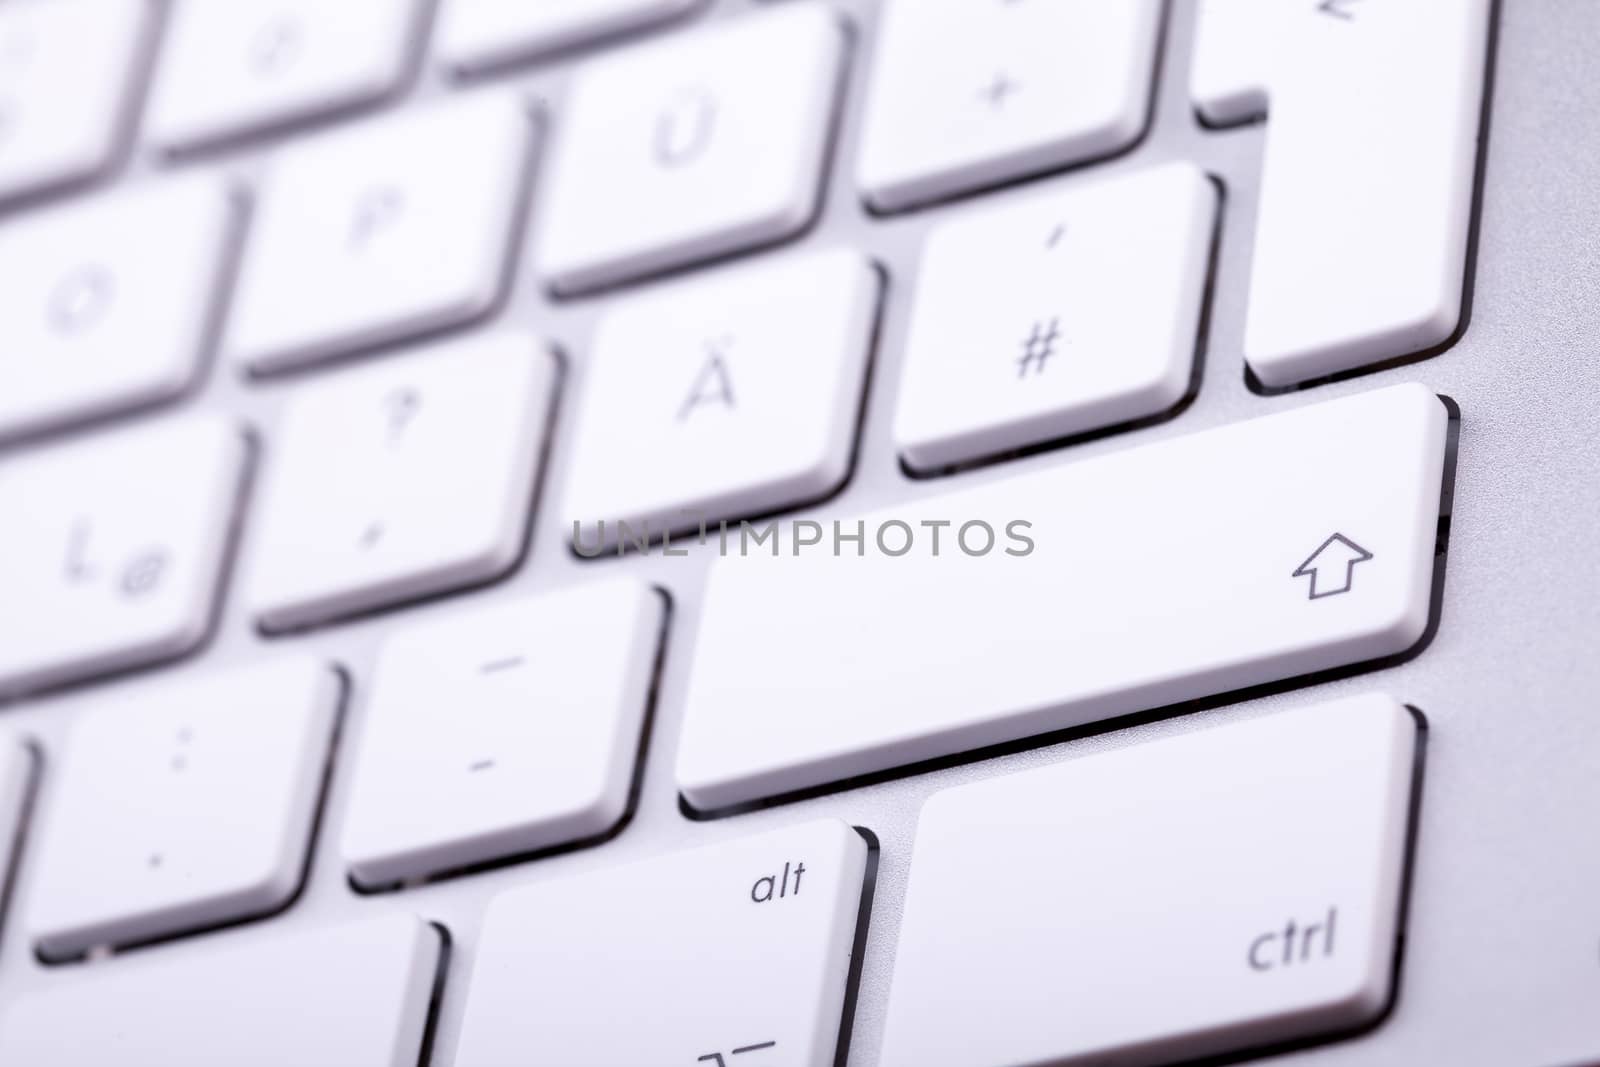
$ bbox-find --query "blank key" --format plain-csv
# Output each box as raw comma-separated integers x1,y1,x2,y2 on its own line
880,694,1422,1067
0,914,442,1067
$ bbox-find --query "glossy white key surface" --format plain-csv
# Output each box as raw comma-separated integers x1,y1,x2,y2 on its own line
858,0,1161,212
536,5,845,294
25,658,339,959
342,579,663,887
147,0,424,153
454,819,867,1067
894,162,1215,472
1199,0,1492,387
247,333,553,632
565,250,879,550
441,0,705,76
880,694,1421,1067
0,914,442,1067
0,737,32,915
1190,0,1269,126
0,177,236,442
226,93,531,374
677,384,1448,810
0,416,246,698
0,0,147,203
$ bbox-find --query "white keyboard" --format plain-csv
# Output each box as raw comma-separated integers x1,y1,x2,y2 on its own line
8,2,1593,1066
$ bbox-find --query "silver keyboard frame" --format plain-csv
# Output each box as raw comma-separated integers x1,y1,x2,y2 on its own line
2,2,1595,1065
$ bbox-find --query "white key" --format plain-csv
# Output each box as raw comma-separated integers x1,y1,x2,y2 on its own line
0,0,149,204
25,657,339,959
1190,0,1269,126
565,250,879,552
536,5,845,295
147,0,426,153
0,914,442,1067
455,819,867,1067
0,416,246,698
857,0,1162,213
880,694,1420,1067
677,383,1449,810
0,177,237,442
894,163,1215,472
1196,0,1492,387
0,737,32,914
440,0,706,77
342,579,664,888
226,94,531,375
247,332,553,632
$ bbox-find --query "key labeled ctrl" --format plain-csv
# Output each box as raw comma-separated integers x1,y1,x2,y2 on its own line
880,693,1425,1067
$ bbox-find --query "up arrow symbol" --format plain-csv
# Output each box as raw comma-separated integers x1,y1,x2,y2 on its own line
1293,533,1374,599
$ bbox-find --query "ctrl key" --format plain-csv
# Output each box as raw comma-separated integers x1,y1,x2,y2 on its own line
880,693,1423,1067
454,819,869,1067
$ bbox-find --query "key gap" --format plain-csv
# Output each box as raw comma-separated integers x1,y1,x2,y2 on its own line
832,826,881,1067
412,921,454,1067
0,742,45,951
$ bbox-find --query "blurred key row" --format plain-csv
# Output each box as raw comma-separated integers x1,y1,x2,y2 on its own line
0,380,1452,848
0,695,1425,1067
1,0,1166,207
0,0,1489,450
0,158,1223,695
8,579,664,964
0,0,1490,438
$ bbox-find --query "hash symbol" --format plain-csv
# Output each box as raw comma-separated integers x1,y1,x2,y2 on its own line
1016,318,1060,378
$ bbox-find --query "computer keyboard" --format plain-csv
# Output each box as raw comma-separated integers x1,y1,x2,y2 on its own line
2,1,1597,1066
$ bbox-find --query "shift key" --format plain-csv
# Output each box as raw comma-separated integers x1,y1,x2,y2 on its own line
677,383,1451,810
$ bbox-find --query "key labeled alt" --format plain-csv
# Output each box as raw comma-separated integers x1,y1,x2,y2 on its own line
750,860,806,904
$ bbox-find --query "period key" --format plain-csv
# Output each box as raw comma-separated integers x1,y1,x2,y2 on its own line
878,694,1422,1067
453,820,869,1067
